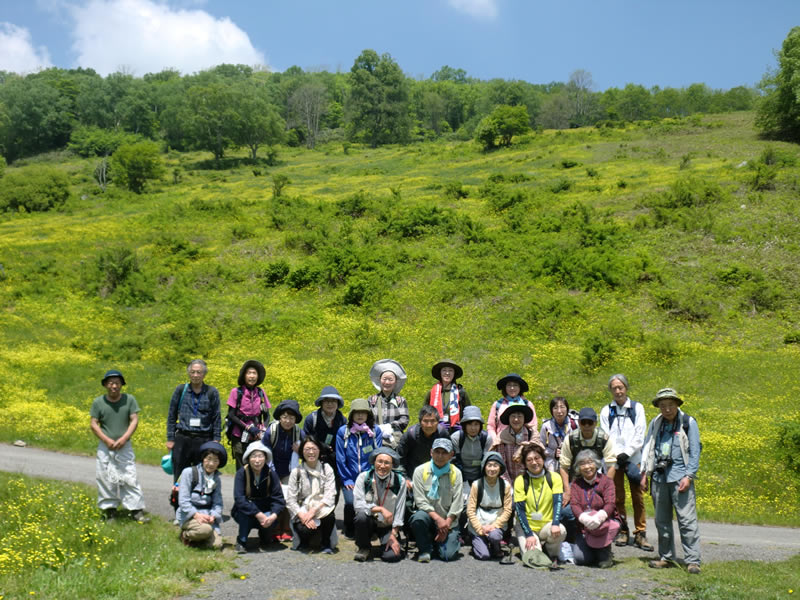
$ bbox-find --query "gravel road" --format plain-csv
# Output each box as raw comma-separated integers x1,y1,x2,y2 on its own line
2,443,798,600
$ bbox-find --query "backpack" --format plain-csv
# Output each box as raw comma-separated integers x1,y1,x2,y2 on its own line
363,467,404,496
421,463,458,487
607,400,638,430
169,464,200,509
475,476,507,508
268,421,301,446
521,470,554,496
567,429,609,478
225,387,269,440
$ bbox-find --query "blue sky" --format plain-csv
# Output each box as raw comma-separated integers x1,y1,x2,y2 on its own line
1,0,796,91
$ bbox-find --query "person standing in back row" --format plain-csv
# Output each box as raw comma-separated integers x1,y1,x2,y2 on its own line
599,374,653,552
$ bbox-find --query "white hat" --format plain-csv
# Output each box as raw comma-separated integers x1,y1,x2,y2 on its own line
369,359,407,393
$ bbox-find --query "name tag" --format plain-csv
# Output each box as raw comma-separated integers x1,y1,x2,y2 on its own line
531,512,543,521
325,434,333,445
189,418,201,427
660,442,671,456
363,445,373,454
471,459,482,466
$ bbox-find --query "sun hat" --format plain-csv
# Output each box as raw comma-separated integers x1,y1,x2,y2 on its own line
431,360,463,381
500,401,534,425
315,385,344,408
198,441,228,469
242,441,273,464
369,447,400,466
652,387,683,407
101,369,126,386
432,438,454,453
460,406,484,425
348,397,371,418
496,373,529,395
578,407,598,423
584,514,621,549
369,359,407,393
521,547,552,568
273,399,302,422
238,360,266,387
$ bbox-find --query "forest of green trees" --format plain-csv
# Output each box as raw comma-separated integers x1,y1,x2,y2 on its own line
0,48,759,164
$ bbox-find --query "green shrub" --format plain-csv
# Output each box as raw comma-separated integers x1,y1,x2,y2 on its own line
560,159,579,169
111,141,164,193
644,333,679,364
581,334,616,372
381,204,454,238
261,260,290,286
231,222,256,240
0,155,5,178
778,423,800,474
586,167,598,178
444,181,468,199
287,264,320,289
341,277,373,306
654,285,715,321
337,191,370,217
0,166,71,212
748,163,778,191
550,178,572,193
272,173,290,198
783,331,800,344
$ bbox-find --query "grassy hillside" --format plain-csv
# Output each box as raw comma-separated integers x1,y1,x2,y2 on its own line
1,111,798,526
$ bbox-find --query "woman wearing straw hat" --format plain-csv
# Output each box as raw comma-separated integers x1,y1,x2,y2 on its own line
367,359,409,449
424,359,471,433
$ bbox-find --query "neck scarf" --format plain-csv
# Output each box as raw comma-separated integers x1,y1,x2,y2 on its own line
350,423,374,437
427,460,451,500
429,383,461,427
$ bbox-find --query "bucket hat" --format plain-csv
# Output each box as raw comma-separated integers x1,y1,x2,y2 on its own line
369,447,400,466
348,397,372,418
315,385,344,408
460,405,484,425
273,399,302,422
238,360,266,387
431,360,463,381
101,369,126,386
198,441,228,469
242,441,273,464
500,401,534,425
652,387,683,407
496,373,529,395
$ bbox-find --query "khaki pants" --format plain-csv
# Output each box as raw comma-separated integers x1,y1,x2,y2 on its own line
614,463,647,533
181,518,223,549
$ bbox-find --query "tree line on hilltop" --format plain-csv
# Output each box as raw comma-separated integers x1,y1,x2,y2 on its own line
0,48,761,164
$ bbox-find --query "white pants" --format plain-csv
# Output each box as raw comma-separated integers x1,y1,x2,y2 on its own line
96,441,145,511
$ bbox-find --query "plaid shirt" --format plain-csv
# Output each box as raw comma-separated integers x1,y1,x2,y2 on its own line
367,393,409,432
166,383,221,441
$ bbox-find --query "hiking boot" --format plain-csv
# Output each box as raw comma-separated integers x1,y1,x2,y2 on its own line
687,563,701,575
353,548,370,562
180,531,192,547
614,529,629,546
130,510,150,523
633,531,654,551
104,508,118,522
648,559,673,569
416,552,431,563
598,558,614,569
235,542,248,554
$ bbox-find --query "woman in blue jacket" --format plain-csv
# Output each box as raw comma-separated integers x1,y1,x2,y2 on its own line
336,397,383,538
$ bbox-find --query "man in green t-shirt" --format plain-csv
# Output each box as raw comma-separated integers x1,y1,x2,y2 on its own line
90,369,149,522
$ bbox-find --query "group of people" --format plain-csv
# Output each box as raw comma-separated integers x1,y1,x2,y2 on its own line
89,358,703,573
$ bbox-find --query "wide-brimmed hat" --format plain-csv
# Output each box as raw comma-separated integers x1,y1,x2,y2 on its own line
500,401,533,425
584,514,621,549
101,369,126,386
481,451,506,476
198,441,228,469
652,387,683,407
242,441,273,464
460,405,484,425
315,385,344,408
238,360,266,387
369,447,400,466
578,407,598,423
369,359,407,393
496,373,529,395
431,360,463,381
348,397,371,418
273,399,302,422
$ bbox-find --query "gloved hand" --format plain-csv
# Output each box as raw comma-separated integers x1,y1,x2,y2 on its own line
595,509,608,524
578,513,592,527
247,425,260,437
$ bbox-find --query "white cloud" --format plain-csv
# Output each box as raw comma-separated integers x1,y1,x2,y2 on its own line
67,0,267,75
447,0,498,19
0,23,53,73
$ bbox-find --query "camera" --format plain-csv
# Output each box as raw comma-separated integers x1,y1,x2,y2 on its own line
654,457,673,473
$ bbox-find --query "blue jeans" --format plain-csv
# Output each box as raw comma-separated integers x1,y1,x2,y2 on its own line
409,510,461,560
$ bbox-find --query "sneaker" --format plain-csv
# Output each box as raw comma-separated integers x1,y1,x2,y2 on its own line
130,510,150,523
687,563,701,575
353,548,370,562
278,533,293,542
614,529,629,547
104,508,118,522
633,532,654,551
598,558,614,569
235,542,248,554
649,559,673,569
416,552,431,563
321,547,334,555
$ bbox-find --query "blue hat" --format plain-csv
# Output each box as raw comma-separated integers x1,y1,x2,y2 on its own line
198,441,228,469
460,405,484,425
101,369,126,386
578,407,598,423
315,385,344,408
273,399,302,422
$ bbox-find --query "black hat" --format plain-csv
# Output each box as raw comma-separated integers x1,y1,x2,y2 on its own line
500,401,534,425
273,399,302,422
238,360,266,387
101,369,126,386
198,441,228,469
431,360,463,381
496,373,529,395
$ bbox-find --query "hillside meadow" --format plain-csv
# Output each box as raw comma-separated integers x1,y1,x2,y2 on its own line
1,111,799,526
